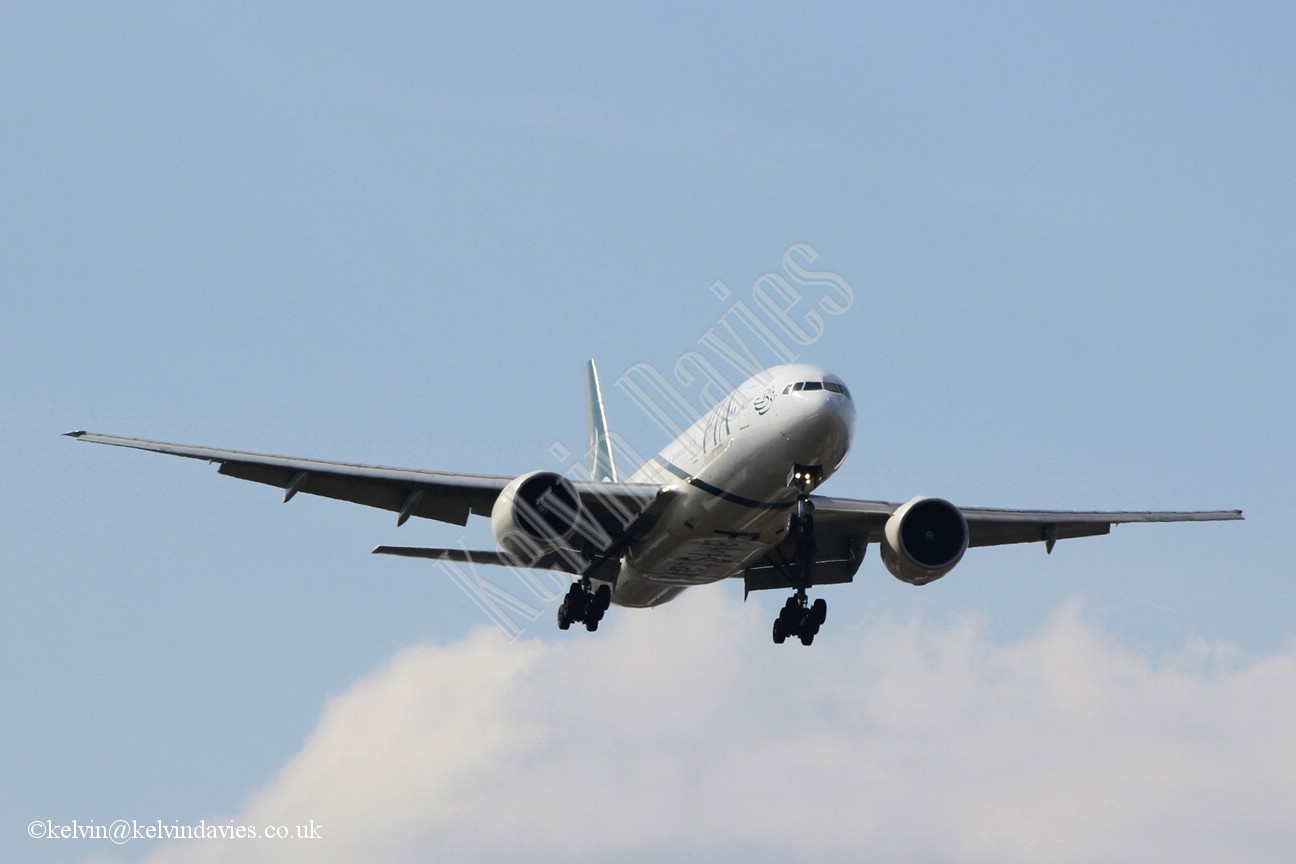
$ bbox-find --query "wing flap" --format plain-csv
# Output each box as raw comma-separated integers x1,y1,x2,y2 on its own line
217,461,476,525
65,431,503,526
738,530,869,593
965,519,1111,548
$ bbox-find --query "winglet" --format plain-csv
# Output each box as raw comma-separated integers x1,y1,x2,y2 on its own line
584,359,618,483
64,430,86,438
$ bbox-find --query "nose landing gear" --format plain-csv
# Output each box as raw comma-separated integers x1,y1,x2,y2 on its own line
771,466,828,645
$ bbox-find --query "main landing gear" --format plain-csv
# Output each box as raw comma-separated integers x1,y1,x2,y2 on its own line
773,594,827,646
773,467,828,646
557,579,611,632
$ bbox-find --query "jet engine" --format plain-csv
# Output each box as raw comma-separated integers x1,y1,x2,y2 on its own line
490,471,582,562
881,496,969,585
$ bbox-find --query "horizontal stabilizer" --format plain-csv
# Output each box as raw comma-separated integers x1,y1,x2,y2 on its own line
372,545,586,574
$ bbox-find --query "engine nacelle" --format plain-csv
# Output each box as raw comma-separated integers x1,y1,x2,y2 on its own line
490,471,582,563
881,496,969,585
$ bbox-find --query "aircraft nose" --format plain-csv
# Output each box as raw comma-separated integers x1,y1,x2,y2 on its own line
797,393,855,468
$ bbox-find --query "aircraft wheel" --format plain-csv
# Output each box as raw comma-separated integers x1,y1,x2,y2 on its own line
557,601,571,630
811,598,827,627
772,618,786,644
569,584,592,623
585,616,600,632
799,628,815,646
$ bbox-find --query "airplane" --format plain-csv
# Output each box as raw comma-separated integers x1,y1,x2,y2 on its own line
65,360,1242,645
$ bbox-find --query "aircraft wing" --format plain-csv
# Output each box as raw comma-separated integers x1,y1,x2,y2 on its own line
63,431,663,533
741,495,1242,593
809,495,1243,548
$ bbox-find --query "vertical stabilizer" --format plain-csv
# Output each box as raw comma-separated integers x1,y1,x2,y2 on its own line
584,359,618,483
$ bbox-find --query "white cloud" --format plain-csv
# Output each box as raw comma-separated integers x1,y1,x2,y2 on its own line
144,591,1296,864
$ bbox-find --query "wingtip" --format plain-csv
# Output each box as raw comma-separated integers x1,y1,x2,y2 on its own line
63,430,86,438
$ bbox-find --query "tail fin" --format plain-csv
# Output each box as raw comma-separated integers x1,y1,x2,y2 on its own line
584,359,618,483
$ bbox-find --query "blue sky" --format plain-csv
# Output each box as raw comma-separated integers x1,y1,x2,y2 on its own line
3,3,1293,862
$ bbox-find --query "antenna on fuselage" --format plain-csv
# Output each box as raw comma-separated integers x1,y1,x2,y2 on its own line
584,358,618,483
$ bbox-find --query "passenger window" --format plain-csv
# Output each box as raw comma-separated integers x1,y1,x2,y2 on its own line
803,381,823,391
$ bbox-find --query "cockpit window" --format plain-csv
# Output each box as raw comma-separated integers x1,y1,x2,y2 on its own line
784,379,852,398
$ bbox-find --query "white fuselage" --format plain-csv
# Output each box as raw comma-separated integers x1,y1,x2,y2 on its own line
606,364,856,607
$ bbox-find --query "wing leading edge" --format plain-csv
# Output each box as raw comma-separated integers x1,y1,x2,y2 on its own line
63,431,662,534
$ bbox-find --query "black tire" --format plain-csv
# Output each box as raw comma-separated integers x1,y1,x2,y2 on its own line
811,598,827,627
772,619,786,644
799,629,815,646
585,616,599,632
566,585,587,620
594,583,612,612
557,602,571,630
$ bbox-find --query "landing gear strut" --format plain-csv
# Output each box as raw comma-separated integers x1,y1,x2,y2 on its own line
557,579,611,632
772,467,828,645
